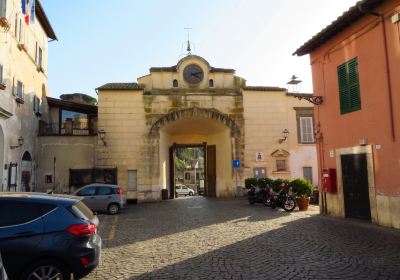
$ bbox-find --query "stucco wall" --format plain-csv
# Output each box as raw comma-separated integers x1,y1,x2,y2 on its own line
308,0,400,228
37,136,95,193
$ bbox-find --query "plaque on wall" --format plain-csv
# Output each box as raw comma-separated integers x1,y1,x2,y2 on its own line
255,152,265,162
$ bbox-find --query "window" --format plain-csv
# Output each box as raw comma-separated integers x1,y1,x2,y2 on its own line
77,187,96,196
127,170,137,192
303,167,313,184
45,174,52,183
16,80,24,100
173,79,178,88
253,167,267,178
0,201,56,227
300,117,314,143
338,57,361,114
0,64,3,82
209,79,214,87
0,0,6,17
33,95,41,115
276,160,286,171
98,187,113,196
61,110,89,134
38,47,43,69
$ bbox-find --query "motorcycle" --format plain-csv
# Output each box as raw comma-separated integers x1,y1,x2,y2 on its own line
247,184,269,206
269,183,296,212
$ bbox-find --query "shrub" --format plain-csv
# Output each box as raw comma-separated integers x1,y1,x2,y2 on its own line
271,178,290,192
289,178,313,198
245,178,258,188
258,177,273,188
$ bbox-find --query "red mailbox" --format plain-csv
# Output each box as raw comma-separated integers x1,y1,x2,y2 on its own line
322,168,337,193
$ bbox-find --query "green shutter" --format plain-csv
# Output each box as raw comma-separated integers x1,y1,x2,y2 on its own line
337,58,361,114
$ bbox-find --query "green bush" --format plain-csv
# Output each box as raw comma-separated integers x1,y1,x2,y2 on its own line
257,177,273,188
245,178,258,188
289,178,313,198
270,178,290,192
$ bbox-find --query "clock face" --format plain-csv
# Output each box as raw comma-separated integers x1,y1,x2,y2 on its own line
183,64,204,84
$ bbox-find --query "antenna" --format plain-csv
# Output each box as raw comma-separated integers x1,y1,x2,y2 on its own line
184,27,192,55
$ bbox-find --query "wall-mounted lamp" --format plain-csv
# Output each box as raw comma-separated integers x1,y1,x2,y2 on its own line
278,129,289,144
98,129,107,146
10,136,24,149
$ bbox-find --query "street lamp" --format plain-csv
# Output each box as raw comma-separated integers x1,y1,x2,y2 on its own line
278,129,289,144
98,129,107,146
287,75,302,93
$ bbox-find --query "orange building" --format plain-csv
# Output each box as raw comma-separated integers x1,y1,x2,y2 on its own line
294,0,400,228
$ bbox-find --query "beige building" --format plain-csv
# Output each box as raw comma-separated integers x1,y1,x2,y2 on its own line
0,0,56,192
96,55,318,202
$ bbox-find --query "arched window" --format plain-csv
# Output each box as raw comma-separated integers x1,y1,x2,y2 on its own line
209,79,214,87
173,79,178,88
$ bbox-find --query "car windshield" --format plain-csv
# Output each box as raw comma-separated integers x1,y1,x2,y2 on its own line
71,201,95,221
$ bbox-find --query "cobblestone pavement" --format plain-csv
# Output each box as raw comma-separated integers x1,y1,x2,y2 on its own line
85,196,400,280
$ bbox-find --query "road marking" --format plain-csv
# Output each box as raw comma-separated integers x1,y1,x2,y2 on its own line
107,215,118,241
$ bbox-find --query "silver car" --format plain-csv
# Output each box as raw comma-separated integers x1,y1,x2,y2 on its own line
73,184,126,214
175,184,195,196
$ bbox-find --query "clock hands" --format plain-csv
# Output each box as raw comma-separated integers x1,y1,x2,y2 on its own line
191,71,203,79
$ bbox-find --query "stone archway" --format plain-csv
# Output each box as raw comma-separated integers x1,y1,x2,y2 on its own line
147,107,243,200
21,151,33,192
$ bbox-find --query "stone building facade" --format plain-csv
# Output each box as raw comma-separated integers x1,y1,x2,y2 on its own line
96,55,318,202
0,0,56,192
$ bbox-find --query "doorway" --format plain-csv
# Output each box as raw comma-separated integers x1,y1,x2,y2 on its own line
169,143,216,199
341,153,371,220
21,151,33,192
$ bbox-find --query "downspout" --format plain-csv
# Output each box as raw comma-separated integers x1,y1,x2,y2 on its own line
359,5,396,141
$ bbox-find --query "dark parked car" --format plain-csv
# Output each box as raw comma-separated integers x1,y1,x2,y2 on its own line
0,193,101,280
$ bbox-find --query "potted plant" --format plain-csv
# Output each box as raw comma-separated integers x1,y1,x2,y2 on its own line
289,178,313,211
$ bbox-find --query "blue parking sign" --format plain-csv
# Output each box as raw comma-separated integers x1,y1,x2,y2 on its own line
232,160,240,168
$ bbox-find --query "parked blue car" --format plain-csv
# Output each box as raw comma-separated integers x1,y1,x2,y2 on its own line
0,193,101,280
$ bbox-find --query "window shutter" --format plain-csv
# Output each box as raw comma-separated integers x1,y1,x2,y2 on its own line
0,64,3,82
300,117,314,143
338,58,361,114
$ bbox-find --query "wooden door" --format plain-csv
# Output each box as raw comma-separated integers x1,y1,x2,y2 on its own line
341,154,371,220
169,146,176,199
206,145,216,197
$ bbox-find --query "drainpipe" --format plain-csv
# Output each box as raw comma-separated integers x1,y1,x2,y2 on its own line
359,5,396,141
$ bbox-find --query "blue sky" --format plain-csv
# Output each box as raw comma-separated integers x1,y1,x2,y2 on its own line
41,0,358,99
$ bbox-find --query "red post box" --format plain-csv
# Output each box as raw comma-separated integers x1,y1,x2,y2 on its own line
322,168,337,193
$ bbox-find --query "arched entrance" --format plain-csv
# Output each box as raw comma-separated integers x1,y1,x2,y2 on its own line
21,151,33,192
0,125,4,191
149,107,242,199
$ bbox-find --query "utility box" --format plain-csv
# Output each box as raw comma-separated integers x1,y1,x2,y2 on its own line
322,168,337,193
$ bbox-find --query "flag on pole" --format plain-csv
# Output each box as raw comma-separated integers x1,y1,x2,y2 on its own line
21,0,26,14
30,0,35,23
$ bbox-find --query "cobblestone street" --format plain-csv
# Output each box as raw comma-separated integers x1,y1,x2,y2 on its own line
85,197,400,280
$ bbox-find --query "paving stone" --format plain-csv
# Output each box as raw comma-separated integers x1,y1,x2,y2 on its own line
84,197,400,280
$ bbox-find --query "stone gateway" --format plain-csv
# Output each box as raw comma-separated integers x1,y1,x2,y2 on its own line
95,55,317,203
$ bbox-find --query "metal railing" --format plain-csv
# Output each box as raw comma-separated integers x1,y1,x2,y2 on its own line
39,120,96,136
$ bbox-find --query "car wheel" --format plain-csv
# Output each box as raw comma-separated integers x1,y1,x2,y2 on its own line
189,191,194,196
21,259,71,280
108,203,120,215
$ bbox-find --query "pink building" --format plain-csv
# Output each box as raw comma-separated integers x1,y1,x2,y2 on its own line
294,0,400,228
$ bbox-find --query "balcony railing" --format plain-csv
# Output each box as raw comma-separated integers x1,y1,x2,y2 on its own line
39,120,96,136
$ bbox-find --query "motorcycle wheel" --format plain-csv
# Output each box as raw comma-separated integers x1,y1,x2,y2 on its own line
270,199,277,209
283,197,296,212
248,197,256,205
264,197,272,207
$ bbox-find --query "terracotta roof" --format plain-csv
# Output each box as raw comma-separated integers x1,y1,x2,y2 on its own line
47,97,97,113
36,0,57,40
242,86,287,92
293,0,383,56
96,83,144,91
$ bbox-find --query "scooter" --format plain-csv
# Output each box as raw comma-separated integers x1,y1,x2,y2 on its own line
247,184,269,206
270,183,296,212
